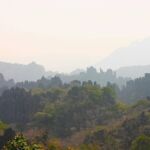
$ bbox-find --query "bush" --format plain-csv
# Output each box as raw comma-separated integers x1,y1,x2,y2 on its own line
3,134,42,150
131,135,150,150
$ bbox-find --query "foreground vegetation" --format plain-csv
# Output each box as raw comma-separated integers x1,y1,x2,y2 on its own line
0,75,150,149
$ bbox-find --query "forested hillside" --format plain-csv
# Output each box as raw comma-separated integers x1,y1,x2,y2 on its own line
56,67,129,87
0,73,14,95
0,61,130,87
1,0,150,149
0,77,150,149
119,73,150,103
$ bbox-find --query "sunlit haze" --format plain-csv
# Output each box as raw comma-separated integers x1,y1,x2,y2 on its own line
0,0,150,72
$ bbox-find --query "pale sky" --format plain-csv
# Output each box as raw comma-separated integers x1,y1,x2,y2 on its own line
0,0,150,72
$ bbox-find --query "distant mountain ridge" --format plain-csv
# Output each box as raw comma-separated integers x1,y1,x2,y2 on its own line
116,65,150,78
0,60,149,83
0,61,46,82
98,38,150,70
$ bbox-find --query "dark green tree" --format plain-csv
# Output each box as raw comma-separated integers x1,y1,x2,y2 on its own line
131,135,150,150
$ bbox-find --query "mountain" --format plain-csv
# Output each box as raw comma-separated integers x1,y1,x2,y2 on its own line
98,38,150,70
0,61,128,86
53,67,129,87
0,61,46,82
70,69,85,75
116,65,150,78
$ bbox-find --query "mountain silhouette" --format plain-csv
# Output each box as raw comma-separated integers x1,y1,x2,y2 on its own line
99,38,150,70
0,61,46,82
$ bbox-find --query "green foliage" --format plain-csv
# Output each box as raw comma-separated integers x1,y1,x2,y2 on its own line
78,144,101,150
17,76,62,90
33,84,117,137
3,134,41,150
132,99,150,108
115,102,129,112
102,86,116,103
31,88,45,95
0,88,42,125
47,139,63,150
104,135,120,150
84,109,150,150
0,128,16,149
0,121,8,132
131,135,150,150
3,79,150,150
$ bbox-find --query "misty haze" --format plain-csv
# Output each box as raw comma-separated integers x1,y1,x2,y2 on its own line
0,0,150,150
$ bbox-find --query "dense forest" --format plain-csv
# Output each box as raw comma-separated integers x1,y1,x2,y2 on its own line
55,67,129,87
119,73,150,103
15,67,129,89
0,72,150,149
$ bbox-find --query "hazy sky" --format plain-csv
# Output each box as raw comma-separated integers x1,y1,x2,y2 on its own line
0,0,150,72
